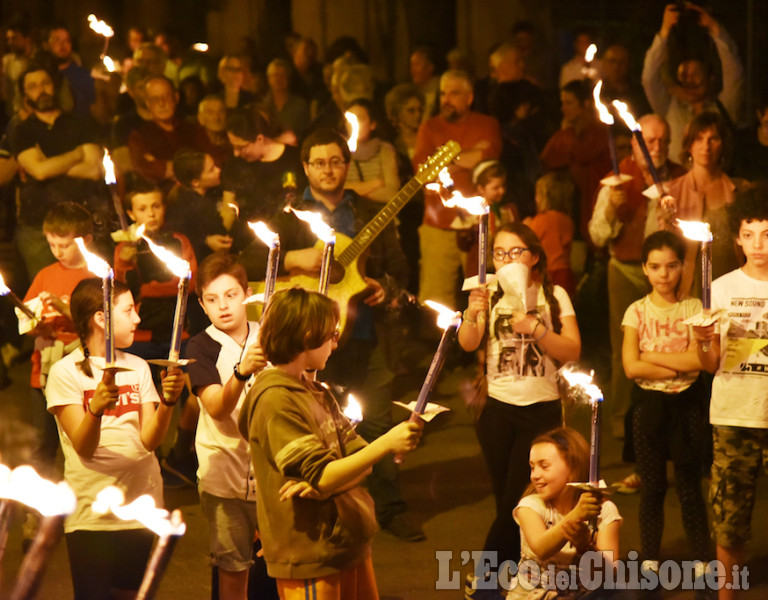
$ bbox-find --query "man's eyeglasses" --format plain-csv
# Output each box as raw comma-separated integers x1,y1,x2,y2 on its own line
492,247,530,261
307,158,348,170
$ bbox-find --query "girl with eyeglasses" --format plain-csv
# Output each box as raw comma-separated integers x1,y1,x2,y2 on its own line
239,287,423,600
458,222,582,593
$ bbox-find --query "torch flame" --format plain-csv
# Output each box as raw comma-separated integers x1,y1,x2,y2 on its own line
560,365,603,403
343,394,363,424
248,221,279,248
192,42,209,52
92,486,186,537
103,149,116,185
592,81,614,126
75,237,111,278
87,14,114,38
0,271,10,295
585,43,597,63
141,233,192,278
612,100,639,132
344,111,360,153
288,208,335,244
0,465,76,517
437,168,454,188
102,55,116,72
441,191,489,216
425,300,462,330
426,168,455,193
676,219,713,243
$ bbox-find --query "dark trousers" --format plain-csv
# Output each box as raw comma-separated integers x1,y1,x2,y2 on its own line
476,397,562,568
66,529,154,600
631,379,710,560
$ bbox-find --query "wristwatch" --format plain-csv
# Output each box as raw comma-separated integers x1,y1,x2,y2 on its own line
233,362,250,382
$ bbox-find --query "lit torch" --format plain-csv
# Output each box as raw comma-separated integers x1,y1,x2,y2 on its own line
92,486,186,600
593,81,625,185
344,111,360,153
559,365,604,486
140,229,193,367
288,208,335,295
396,301,461,463
612,100,664,196
442,192,490,285
0,271,37,320
104,149,130,233
677,219,714,350
343,393,363,428
248,221,281,313
3,466,76,600
87,14,114,59
75,238,116,368
582,43,598,79
425,167,455,202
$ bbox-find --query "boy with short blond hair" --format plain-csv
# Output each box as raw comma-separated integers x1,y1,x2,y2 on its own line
695,184,768,600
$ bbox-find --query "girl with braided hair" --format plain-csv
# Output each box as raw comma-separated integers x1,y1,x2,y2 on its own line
45,277,184,599
458,222,581,593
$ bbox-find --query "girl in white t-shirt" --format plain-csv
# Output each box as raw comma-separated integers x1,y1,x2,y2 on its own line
45,277,184,599
510,427,622,599
459,222,581,588
621,230,710,570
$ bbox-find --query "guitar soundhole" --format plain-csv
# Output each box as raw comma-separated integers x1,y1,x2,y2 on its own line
329,261,346,285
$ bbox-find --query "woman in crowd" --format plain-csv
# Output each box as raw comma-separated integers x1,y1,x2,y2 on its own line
668,111,746,294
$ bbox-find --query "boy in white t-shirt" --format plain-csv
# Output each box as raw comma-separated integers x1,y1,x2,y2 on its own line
694,185,768,600
184,253,272,599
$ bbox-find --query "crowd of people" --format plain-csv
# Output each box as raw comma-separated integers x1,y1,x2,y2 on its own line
0,3,767,599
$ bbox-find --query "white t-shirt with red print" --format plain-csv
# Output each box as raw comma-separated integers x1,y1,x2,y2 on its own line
46,349,163,533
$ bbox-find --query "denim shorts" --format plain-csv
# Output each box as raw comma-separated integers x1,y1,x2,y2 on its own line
199,490,258,572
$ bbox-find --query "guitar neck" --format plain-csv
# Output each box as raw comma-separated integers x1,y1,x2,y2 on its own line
336,139,460,268
337,176,424,267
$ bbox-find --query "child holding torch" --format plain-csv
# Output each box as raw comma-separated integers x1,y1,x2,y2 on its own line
458,222,581,592
45,277,184,599
239,287,422,599
621,230,710,573
509,427,621,597
693,186,768,600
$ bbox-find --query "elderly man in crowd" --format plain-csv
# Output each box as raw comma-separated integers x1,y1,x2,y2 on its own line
589,114,686,440
127,74,197,189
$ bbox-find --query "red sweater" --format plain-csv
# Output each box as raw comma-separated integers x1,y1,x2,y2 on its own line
412,112,501,229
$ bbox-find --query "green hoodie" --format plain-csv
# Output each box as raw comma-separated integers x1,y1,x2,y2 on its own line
239,366,377,579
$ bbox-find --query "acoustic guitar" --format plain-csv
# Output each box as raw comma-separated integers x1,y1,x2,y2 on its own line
248,140,461,338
